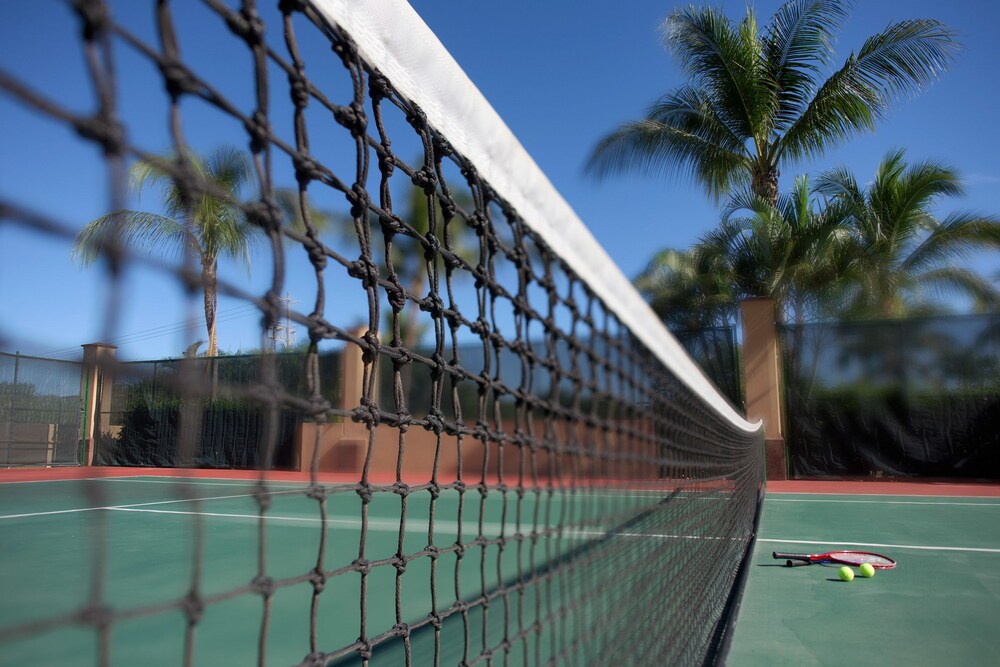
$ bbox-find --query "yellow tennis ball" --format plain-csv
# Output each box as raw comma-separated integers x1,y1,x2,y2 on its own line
859,563,876,578
839,566,855,582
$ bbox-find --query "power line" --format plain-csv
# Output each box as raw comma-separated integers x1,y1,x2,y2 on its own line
39,304,262,358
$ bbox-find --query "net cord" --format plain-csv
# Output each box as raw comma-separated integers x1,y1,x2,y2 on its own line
308,0,760,434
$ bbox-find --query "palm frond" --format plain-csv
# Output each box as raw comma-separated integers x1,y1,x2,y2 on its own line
892,156,965,216
720,186,773,222
661,5,770,143
814,164,861,200
779,19,958,162
902,210,1000,274
778,61,880,161
585,117,748,200
865,150,974,260
814,150,1000,315
71,210,192,265
736,9,776,142
646,86,748,154
783,174,813,230
206,145,253,193
853,19,960,100
129,155,176,209
767,0,851,71
633,246,737,329
766,0,852,130
912,267,1000,311
661,5,739,85
634,248,692,295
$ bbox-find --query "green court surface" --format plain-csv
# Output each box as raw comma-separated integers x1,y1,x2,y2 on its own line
0,474,712,666
727,492,1000,665
10,478,995,665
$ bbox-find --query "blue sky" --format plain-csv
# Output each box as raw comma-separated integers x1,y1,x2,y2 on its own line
410,0,1000,275
1,0,998,361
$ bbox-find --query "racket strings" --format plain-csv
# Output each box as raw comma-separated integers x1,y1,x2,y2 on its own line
837,551,896,567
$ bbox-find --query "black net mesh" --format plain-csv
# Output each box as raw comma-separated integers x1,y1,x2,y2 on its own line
0,2,763,665
781,314,1000,479
671,326,743,411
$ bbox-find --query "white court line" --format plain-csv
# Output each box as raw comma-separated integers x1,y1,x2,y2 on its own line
108,507,588,537
7,504,511,536
0,489,303,521
106,507,744,543
108,507,518,535
0,506,118,520
6,498,751,545
769,498,1000,507
0,483,687,522
758,538,1000,555
108,507,400,529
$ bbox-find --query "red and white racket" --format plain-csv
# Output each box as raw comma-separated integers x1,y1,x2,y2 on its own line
773,550,896,569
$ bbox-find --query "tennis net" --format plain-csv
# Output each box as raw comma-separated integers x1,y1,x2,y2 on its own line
0,1,764,665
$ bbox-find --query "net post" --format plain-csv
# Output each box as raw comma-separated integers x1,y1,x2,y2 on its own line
739,298,786,480
79,343,117,467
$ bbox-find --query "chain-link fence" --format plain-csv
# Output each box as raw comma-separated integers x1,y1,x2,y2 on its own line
781,314,1000,479
94,351,342,469
0,352,83,466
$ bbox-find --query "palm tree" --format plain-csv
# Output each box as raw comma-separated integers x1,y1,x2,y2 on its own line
701,175,854,323
634,246,737,330
586,0,958,205
635,246,747,404
815,149,1000,317
72,146,258,356
637,172,865,332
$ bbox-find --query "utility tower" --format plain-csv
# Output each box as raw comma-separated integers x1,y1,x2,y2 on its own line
267,293,299,350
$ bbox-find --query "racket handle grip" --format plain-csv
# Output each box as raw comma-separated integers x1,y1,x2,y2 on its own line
772,552,812,566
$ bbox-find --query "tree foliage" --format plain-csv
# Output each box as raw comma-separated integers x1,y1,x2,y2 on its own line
639,152,1000,326
73,146,259,356
588,0,958,204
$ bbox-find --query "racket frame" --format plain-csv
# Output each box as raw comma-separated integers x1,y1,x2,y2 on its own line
772,550,896,569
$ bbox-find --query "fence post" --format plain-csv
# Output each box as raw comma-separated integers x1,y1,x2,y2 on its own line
297,329,367,473
80,343,118,466
739,298,786,480
2,352,19,466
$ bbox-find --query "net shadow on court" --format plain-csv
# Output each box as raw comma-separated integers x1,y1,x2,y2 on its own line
2,475,759,666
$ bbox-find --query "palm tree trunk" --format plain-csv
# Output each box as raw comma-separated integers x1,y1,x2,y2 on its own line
202,256,219,357
201,255,219,400
751,165,780,207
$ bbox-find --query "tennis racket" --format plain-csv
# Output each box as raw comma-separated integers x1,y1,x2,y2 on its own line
773,550,896,569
